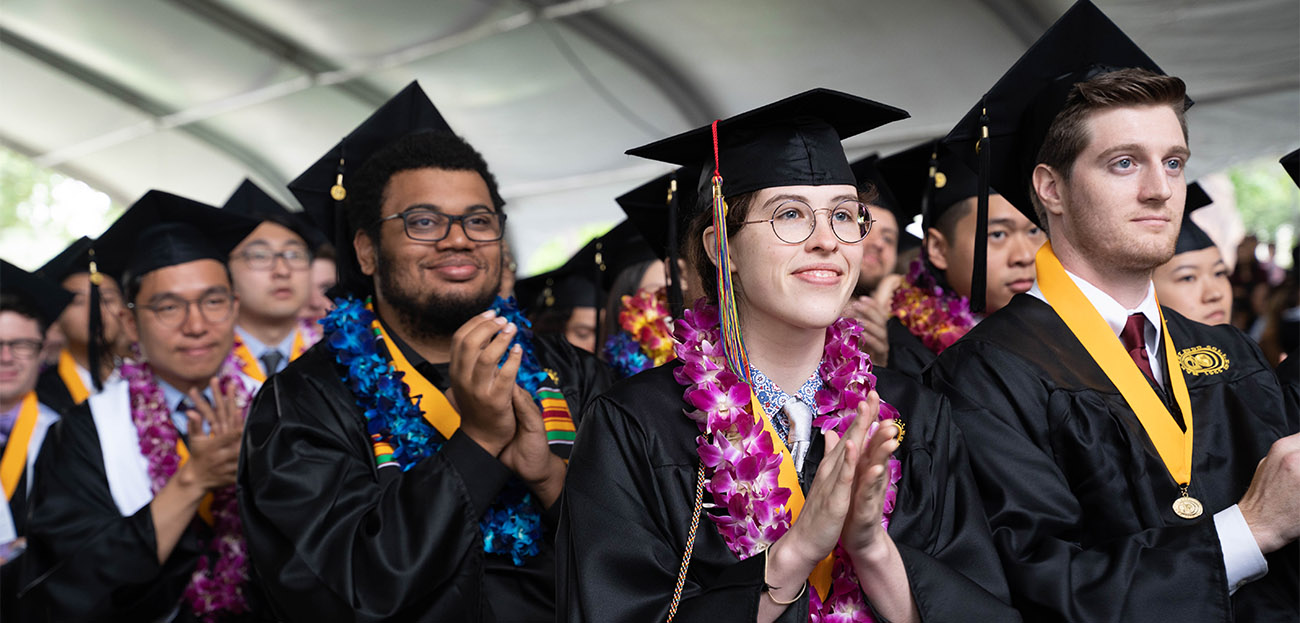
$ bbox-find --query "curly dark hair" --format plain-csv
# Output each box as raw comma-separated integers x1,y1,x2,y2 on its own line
338,129,507,294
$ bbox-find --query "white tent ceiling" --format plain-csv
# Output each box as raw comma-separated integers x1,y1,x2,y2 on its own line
2,0,1297,273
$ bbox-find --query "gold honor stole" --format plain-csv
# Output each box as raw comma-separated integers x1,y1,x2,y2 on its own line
232,330,307,383
57,350,91,404
748,393,834,601
1,392,41,500
1036,243,1198,516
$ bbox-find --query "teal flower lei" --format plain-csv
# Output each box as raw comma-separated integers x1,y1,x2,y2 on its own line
320,295,546,565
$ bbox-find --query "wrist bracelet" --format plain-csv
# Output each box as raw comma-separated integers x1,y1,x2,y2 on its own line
761,544,809,605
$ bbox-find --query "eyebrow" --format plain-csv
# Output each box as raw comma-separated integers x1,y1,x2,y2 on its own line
762,193,860,208
402,203,494,214
147,285,231,305
1095,143,1192,161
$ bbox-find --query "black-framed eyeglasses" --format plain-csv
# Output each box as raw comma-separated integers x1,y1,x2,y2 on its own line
0,339,42,360
231,248,312,271
127,292,235,328
377,209,507,242
742,200,875,244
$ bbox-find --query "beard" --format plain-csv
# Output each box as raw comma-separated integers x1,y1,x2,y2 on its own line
375,244,501,340
1064,191,1178,275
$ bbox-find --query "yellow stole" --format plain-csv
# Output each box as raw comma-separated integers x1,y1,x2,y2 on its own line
1,392,41,500
1035,242,1194,486
57,350,91,404
748,394,834,601
232,330,307,383
372,313,461,440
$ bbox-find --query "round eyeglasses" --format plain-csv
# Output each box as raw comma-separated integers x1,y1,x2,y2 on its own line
128,292,235,328
232,248,312,271
742,200,874,244
377,209,507,243
0,339,43,360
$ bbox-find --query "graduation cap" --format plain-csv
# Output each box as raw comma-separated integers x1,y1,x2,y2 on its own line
1282,148,1299,188
627,88,909,201
1174,182,1216,255
615,166,701,315
628,88,908,380
849,154,921,251
97,190,259,293
36,235,125,391
288,81,452,296
874,140,990,234
1,259,74,329
943,0,1187,311
221,179,318,247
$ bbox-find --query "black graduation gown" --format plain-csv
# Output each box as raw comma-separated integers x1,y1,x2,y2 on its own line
884,317,936,382
238,335,612,622
1,399,59,623
1276,354,1298,408
15,402,214,622
557,363,1020,622
927,294,1300,622
34,366,77,416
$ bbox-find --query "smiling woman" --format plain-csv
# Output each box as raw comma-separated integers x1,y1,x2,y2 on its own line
559,88,1020,623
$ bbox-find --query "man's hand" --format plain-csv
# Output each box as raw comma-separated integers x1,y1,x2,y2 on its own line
843,274,901,367
448,311,521,456
498,385,566,508
1238,432,1300,554
175,378,244,492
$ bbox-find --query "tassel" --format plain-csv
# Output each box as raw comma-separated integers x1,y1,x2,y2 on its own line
710,120,752,384
87,249,104,391
971,102,991,314
666,173,685,318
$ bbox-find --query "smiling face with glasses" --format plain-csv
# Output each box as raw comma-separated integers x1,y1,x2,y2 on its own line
709,184,871,332
125,259,239,391
354,168,508,338
0,308,46,409
229,221,314,329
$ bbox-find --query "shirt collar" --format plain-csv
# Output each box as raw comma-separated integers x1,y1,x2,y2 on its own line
1028,268,1162,350
155,377,214,436
235,325,297,360
749,365,823,420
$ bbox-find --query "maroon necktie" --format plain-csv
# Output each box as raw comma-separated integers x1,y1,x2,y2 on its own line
1120,313,1155,383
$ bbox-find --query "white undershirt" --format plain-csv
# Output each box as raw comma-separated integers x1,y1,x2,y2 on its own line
1028,269,1267,595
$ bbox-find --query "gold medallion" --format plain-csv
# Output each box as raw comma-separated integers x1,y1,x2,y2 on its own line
1172,495,1203,519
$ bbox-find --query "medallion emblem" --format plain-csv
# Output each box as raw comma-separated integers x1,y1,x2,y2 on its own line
1177,345,1228,376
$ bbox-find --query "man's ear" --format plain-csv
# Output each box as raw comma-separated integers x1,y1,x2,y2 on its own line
354,229,378,277
1032,163,1066,218
924,228,950,272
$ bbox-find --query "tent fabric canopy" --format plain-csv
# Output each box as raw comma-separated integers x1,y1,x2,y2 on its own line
2,0,1296,273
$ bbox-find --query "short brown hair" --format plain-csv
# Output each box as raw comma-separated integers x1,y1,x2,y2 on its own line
1030,68,1189,228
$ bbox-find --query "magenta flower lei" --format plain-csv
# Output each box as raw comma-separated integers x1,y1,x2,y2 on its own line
120,352,251,621
672,300,902,622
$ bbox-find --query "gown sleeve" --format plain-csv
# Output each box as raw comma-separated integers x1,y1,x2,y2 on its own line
18,405,202,621
872,369,1021,621
927,339,1233,622
237,356,514,621
557,390,807,623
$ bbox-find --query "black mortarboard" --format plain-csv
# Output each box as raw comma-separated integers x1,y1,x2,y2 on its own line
221,179,315,246
37,236,104,283
34,235,120,390
288,81,452,296
593,220,657,292
875,140,991,232
616,165,701,316
1,259,74,327
627,88,909,201
1282,149,1299,188
849,154,920,251
516,239,602,313
943,0,1187,311
97,190,259,288
1174,182,1216,255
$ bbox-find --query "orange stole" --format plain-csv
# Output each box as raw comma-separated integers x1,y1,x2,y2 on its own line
232,330,308,383
1,392,40,500
57,350,91,404
747,393,834,601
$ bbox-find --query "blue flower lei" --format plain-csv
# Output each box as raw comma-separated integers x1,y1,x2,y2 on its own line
601,331,652,378
320,295,546,565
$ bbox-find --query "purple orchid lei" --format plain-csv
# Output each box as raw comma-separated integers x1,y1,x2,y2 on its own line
120,352,250,621
672,299,902,622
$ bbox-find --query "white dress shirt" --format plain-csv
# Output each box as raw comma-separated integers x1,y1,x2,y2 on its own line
1028,269,1268,595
